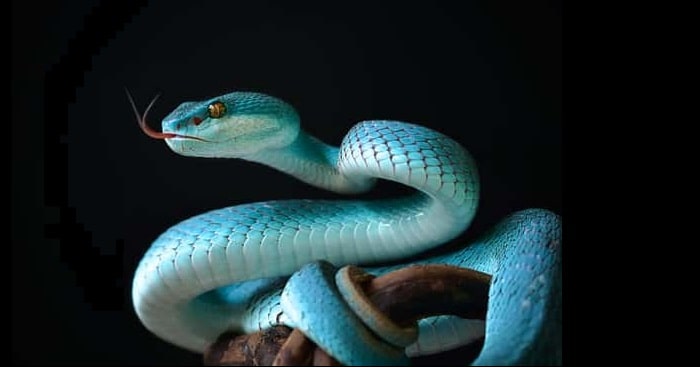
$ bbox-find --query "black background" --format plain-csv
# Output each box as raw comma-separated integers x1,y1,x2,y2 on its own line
12,0,561,365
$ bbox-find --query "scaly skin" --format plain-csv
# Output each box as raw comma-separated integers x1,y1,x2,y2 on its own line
130,91,562,365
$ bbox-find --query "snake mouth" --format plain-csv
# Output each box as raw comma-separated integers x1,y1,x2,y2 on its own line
126,89,210,143
162,133,209,142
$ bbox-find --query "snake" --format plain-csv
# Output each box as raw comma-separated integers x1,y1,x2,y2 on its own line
129,91,562,365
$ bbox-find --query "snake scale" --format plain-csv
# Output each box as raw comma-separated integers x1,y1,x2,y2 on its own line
129,91,562,365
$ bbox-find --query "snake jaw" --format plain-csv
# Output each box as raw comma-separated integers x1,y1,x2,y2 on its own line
163,135,209,142
126,89,209,142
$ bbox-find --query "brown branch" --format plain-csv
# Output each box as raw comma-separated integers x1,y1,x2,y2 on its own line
204,264,490,366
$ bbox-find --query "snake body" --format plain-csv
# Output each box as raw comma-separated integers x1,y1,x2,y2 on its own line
131,92,562,365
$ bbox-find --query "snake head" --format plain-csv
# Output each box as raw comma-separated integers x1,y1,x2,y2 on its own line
129,91,301,158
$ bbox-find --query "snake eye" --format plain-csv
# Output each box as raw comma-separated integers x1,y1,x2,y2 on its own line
208,101,227,119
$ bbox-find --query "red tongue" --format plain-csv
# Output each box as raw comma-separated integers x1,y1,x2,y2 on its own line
125,89,177,139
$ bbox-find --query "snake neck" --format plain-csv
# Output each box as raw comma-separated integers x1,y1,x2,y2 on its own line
244,130,375,194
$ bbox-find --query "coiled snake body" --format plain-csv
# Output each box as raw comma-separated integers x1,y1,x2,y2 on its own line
130,92,562,365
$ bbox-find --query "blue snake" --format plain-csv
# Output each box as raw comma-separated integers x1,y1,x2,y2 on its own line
130,91,562,365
